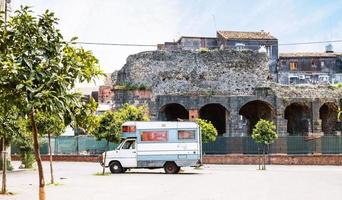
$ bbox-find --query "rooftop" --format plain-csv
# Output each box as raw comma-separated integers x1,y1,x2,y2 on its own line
279,52,342,58
217,30,277,40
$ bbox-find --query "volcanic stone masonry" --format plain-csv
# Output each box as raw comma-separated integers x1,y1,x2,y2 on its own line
111,49,342,137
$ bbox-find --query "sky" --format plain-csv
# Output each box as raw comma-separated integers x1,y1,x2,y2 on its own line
9,0,342,90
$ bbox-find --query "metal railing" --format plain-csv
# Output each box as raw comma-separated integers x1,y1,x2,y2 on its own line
202,136,342,155
11,136,119,156
11,135,342,156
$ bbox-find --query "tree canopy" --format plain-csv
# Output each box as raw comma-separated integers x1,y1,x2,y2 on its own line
252,119,277,145
196,118,218,143
92,104,149,143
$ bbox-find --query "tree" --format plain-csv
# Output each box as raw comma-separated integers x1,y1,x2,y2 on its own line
0,105,19,194
0,90,23,194
251,119,277,170
35,111,66,184
0,7,102,199
196,118,218,143
92,104,149,174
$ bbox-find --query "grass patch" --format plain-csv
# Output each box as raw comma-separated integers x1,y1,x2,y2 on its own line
0,191,17,195
93,172,111,176
47,182,63,186
194,166,204,170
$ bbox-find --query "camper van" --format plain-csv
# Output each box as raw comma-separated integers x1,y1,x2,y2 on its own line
100,121,202,174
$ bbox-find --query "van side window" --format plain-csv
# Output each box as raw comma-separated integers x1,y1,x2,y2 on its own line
121,140,135,149
141,131,168,142
178,130,196,140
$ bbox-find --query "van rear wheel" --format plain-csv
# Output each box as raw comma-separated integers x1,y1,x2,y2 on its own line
164,162,180,174
109,161,123,174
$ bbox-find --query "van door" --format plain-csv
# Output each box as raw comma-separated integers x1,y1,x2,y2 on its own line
119,139,137,168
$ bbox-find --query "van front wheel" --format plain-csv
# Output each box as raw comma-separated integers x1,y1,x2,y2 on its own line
164,162,180,174
109,161,123,174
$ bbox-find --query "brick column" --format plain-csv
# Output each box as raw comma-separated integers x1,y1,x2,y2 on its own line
310,100,323,136
309,100,323,154
188,109,199,121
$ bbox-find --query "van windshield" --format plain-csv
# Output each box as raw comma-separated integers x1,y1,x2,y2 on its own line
116,140,125,150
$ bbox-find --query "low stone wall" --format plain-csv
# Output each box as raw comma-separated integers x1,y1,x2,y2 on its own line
203,154,342,165
11,155,100,163
11,154,342,165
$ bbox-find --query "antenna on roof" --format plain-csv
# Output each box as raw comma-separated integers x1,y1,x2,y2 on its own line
212,14,217,33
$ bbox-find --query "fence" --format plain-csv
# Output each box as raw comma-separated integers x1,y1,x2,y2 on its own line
203,136,342,155
11,136,119,156
11,135,342,156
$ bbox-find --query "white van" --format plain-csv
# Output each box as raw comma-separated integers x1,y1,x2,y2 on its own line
100,121,202,174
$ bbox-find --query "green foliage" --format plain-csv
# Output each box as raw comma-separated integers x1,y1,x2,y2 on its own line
20,152,35,169
0,6,103,122
70,97,99,135
328,83,342,90
92,104,149,143
252,119,278,145
198,48,209,53
115,82,148,90
35,111,66,137
13,118,35,168
196,118,218,143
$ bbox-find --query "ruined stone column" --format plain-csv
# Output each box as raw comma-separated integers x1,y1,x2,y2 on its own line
188,109,199,121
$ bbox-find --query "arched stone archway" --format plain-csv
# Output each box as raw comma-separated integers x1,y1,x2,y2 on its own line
239,100,275,135
199,104,228,135
159,103,189,121
320,102,338,135
285,103,310,135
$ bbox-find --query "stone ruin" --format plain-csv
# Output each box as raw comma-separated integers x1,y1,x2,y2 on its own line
111,49,342,138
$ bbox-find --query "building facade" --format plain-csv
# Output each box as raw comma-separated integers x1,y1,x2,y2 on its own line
277,50,342,85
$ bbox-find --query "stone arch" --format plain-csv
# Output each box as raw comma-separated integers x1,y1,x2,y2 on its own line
319,102,338,135
159,103,189,121
199,103,228,135
284,103,310,135
239,100,275,135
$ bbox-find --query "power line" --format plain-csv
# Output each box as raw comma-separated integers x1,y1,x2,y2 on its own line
279,39,342,46
76,41,156,47
75,39,342,47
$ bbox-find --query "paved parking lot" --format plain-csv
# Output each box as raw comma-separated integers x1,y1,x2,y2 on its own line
2,161,342,200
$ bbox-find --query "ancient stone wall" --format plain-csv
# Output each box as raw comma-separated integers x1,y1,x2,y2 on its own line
116,50,269,96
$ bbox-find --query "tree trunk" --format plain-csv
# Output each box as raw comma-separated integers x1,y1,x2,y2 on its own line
30,109,46,200
102,141,109,175
48,132,54,184
1,138,7,194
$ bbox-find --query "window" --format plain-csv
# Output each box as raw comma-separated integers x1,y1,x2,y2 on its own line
321,61,325,67
122,126,136,132
141,131,168,142
178,130,196,140
121,140,135,149
290,62,298,71
311,59,317,68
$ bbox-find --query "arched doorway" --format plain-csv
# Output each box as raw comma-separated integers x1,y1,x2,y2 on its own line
199,104,228,135
159,103,189,121
285,103,310,135
239,100,275,135
320,102,338,135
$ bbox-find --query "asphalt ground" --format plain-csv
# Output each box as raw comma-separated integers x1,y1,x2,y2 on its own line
1,161,342,200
